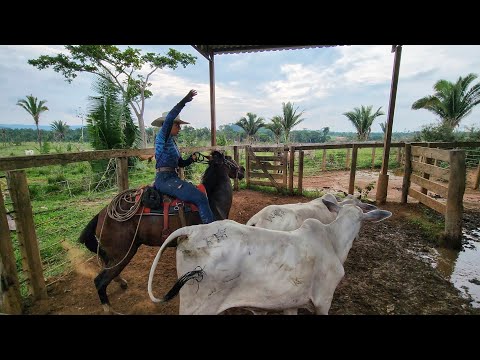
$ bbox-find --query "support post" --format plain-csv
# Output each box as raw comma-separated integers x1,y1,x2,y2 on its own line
377,45,403,204
209,50,217,146
349,144,358,195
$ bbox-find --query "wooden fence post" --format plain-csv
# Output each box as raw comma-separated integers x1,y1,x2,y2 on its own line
298,150,304,195
289,146,295,195
474,163,480,190
233,146,239,191
401,144,412,204
116,157,129,191
349,144,358,195
322,149,327,171
6,170,47,300
0,183,22,314
283,148,288,190
345,148,351,169
371,147,376,170
396,147,402,165
444,149,466,249
245,146,250,188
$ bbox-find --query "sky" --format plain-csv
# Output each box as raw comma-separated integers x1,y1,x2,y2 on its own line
1,45,479,133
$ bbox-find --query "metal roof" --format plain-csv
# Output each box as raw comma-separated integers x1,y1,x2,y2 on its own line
191,45,341,60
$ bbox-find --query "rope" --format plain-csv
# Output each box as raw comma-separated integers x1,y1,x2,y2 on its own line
106,188,143,222
96,187,145,270
96,206,145,270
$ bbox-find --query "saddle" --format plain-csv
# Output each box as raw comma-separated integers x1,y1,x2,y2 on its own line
137,184,207,215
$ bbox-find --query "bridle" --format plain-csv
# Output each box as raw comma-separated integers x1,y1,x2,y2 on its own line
193,151,242,178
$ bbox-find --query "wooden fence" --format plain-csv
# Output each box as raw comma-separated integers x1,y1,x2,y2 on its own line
0,140,479,313
401,145,466,249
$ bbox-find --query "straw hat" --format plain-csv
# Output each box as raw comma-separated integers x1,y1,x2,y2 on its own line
151,112,190,127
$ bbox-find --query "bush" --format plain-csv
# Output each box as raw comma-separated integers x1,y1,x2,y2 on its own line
413,123,456,142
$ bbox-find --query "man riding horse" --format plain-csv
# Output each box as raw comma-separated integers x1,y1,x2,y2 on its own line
151,89,215,224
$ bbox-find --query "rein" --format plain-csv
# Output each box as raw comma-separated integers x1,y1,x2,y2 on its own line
193,151,241,176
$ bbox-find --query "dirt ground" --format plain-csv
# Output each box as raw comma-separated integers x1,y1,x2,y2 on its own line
25,170,480,315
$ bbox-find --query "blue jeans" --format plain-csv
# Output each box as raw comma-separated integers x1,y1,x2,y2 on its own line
154,172,215,224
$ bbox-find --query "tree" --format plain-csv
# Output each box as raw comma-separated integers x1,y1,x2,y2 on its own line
28,45,196,148
342,105,384,141
411,73,480,130
279,102,305,143
86,74,139,151
265,116,284,144
380,121,387,134
413,123,456,142
1,128,6,146
50,120,70,141
235,112,265,144
16,94,49,147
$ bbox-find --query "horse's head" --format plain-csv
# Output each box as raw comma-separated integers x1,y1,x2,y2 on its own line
209,150,245,180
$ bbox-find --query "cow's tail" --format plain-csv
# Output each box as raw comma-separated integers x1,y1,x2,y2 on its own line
148,226,195,303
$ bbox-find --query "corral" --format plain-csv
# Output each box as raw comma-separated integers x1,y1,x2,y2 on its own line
24,187,480,315
2,142,480,314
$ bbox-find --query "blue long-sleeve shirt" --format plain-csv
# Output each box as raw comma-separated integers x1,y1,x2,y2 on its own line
154,103,193,169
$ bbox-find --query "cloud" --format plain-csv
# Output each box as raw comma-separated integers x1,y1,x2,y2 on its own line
1,45,480,133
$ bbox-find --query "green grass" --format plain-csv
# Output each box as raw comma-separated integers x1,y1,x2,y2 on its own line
299,148,401,176
0,141,92,157
406,206,445,245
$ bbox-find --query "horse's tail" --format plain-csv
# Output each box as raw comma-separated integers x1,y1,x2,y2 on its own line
79,213,99,254
148,226,194,304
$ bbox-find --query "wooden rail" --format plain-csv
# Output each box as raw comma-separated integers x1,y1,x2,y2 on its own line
402,145,466,249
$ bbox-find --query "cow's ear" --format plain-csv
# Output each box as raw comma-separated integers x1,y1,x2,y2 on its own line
322,199,341,214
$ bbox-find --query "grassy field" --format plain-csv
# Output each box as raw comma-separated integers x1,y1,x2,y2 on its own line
0,141,92,157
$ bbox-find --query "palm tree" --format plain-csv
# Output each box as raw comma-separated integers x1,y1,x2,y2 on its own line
86,73,139,188
411,73,480,130
264,116,284,144
50,120,70,141
16,94,49,147
279,102,305,143
380,121,387,134
343,105,384,141
235,112,265,144
86,73,139,151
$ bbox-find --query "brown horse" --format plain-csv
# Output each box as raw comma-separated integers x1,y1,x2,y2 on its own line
79,150,245,313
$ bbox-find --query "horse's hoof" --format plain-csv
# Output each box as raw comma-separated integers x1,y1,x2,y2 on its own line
114,277,128,289
102,304,124,315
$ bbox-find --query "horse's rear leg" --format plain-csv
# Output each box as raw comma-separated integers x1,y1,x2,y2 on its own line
94,247,139,314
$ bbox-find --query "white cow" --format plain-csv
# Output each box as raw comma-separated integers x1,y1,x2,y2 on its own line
24,150,34,156
148,200,391,315
246,193,378,231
